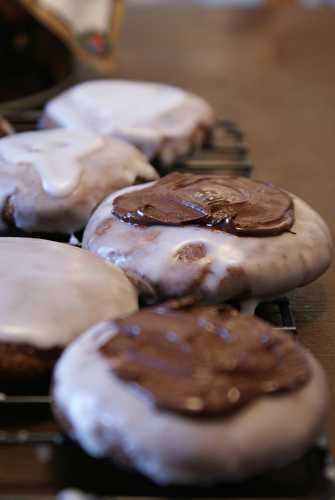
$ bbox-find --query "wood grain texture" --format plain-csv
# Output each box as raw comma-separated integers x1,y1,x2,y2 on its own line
116,3,335,449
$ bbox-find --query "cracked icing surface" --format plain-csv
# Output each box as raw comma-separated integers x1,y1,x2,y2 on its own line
0,130,157,234
43,80,215,164
53,319,328,484
0,238,138,349
83,182,332,304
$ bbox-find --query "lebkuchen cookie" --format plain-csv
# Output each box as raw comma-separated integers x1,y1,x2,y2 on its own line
0,238,138,389
83,173,332,307
52,300,329,485
0,129,157,237
41,80,215,166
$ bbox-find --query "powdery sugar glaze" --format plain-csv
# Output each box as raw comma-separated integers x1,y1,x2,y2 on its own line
0,129,103,198
71,80,187,133
0,130,157,234
44,80,215,162
0,238,138,349
83,182,332,304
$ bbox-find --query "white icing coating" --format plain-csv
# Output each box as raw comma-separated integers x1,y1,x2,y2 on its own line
44,80,215,163
0,133,157,234
73,80,185,132
46,80,188,132
0,130,103,198
0,238,138,349
83,183,332,303
53,322,328,484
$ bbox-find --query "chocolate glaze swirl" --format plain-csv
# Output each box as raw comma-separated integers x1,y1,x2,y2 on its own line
113,173,294,236
99,300,310,417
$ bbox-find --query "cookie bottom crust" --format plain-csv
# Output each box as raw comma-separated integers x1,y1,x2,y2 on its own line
0,341,61,393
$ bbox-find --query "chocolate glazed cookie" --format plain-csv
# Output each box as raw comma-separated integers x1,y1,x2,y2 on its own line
52,300,329,485
83,173,332,306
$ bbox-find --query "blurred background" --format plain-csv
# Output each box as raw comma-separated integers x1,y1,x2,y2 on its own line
1,0,335,113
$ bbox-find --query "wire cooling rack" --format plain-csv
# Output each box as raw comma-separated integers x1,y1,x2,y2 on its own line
0,113,333,499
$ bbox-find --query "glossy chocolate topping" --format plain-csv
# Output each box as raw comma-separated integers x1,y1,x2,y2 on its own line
99,300,310,417
113,173,294,236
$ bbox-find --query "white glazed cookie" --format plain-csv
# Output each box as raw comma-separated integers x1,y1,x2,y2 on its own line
52,304,329,485
0,238,138,385
82,180,332,306
0,129,157,235
42,80,215,166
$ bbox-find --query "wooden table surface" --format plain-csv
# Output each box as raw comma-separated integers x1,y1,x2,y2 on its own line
117,3,335,449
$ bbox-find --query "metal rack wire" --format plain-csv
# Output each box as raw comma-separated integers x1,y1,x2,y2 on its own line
0,113,333,499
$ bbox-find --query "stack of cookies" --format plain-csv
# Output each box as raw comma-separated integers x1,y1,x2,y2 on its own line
0,79,332,486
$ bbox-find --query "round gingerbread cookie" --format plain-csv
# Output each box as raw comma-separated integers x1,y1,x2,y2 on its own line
82,173,332,306
0,129,157,237
52,301,329,485
0,238,138,389
41,80,215,166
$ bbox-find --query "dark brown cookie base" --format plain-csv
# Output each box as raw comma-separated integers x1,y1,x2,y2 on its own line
0,195,72,242
0,342,62,394
0,227,83,244
153,124,213,174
